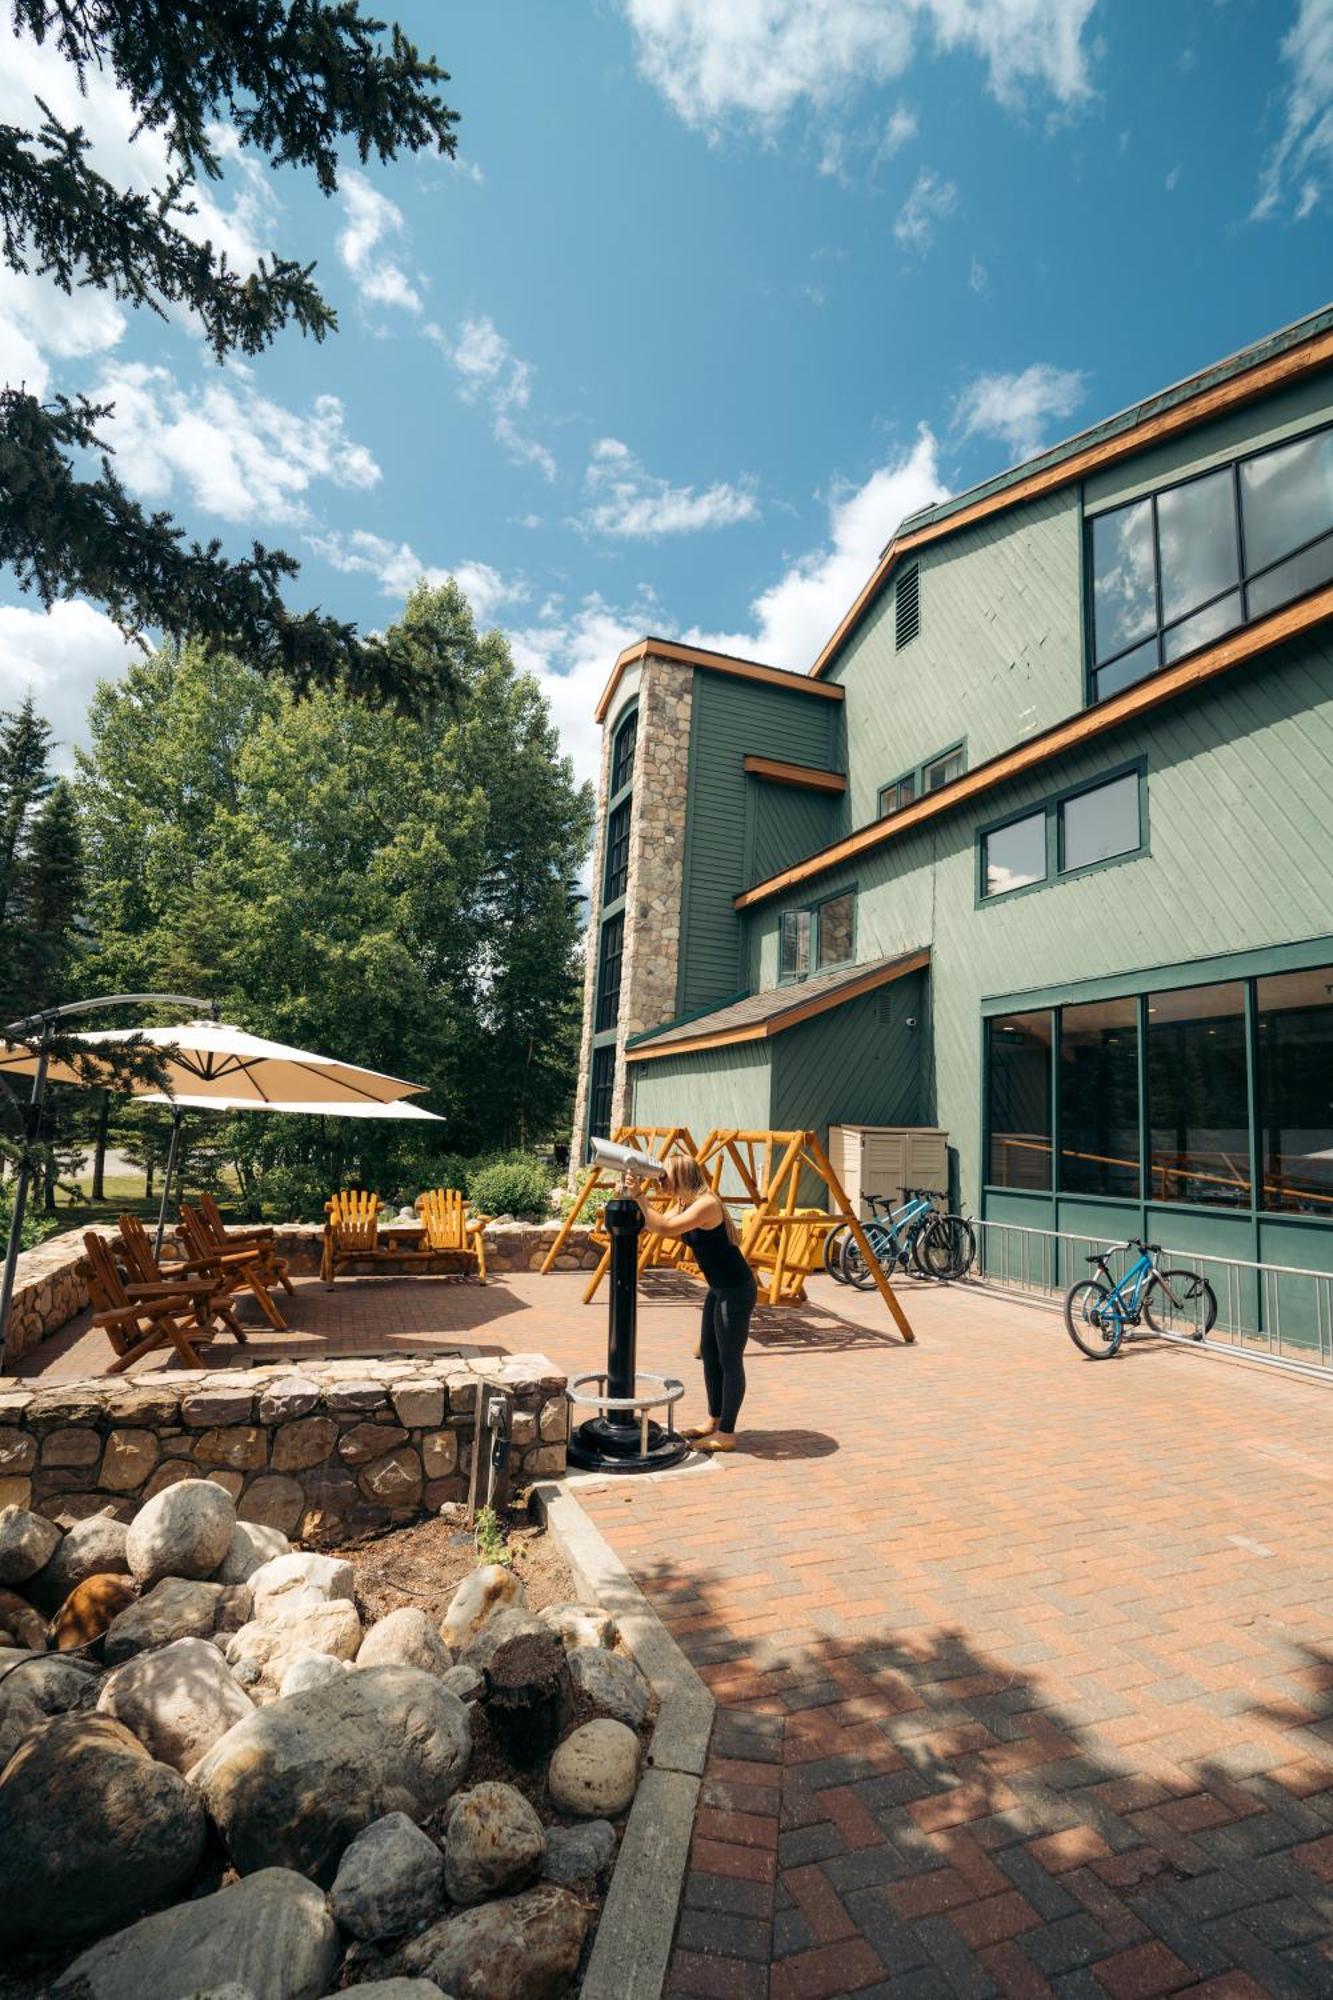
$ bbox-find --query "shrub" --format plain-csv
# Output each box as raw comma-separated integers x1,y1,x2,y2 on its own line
0,1194,59,1252
257,1166,331,1223
555,1181,612,1222
432,1153,475,1195
468,1156,553,1222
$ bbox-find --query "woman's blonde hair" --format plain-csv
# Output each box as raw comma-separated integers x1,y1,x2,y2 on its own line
664,1156,739,1244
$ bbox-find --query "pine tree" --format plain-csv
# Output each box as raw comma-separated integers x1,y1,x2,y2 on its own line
0,696,54,936
22,778,85,1003
1,2,462,710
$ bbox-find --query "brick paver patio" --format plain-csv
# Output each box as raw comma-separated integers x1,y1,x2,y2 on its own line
20,1267,1333,1995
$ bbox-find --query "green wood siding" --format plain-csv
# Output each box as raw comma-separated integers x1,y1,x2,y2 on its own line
628,1039,774,1136
1084,371,1333,515
748,784,841,885
772,977,926,1136
679,674,840,1018
827,489,1084,829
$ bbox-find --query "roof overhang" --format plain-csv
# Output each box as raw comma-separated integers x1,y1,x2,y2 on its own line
625,949,929,1063
594,636,845,725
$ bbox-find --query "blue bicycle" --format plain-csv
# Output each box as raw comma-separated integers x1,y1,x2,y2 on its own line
828,1187,975,1287
1063,1238,1217,1359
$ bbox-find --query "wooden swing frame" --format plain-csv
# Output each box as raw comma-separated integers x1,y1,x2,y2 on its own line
541,1125,914,1343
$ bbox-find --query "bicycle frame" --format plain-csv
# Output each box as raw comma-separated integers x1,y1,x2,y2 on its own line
862,1191,933,1267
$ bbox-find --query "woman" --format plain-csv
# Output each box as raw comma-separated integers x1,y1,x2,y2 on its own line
627,1157,757,1453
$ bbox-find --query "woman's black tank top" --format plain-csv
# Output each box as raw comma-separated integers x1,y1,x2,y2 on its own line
683,1216,753,1291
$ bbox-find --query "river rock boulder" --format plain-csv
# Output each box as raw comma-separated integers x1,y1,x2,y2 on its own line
249,1550,354,1616
0,1503,61,1584
403,1884,588,2000
189,1665,471,1884
224,1595,362,1690
542,1818,617,1887
567,1644,650,1729
127,1480,236,1587
51,1572,139,1650
0,1584,47,1650
0,1712,205,1941
215,1520,290,1585
103,1577,251,1666
28,1510,129,1613
357,1606,453,1675
98,1636,255,1770
279,1651,353,1697
52,1866,338,2000
458,1605,545,1671
547,1717,640,1818
440,1563,525,1652
443,1781,544,1905
330,1810,444,1939
538,1602,617,1651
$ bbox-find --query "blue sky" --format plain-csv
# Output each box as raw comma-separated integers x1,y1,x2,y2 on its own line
1,0,1330,783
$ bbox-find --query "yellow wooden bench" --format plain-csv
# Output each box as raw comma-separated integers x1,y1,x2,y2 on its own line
417,1186,490,1283
321,1188,490,1286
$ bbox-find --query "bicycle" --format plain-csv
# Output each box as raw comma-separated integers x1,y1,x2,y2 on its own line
829,1188,975,1288
1063,1238,1218,1359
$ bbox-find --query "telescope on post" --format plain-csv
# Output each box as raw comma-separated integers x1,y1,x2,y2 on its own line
587,1135,668,1183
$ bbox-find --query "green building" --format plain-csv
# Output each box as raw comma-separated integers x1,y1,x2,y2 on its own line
570,306,1333,1322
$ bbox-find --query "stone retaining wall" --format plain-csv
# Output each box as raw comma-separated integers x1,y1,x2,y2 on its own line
2,1219,601,1362
0,1354,568,1542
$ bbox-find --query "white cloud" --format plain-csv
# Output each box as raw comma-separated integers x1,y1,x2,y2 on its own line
337,171,422,313
893,166,958,251
620,0,1097,133
686,427,948,671
1165,162,1182,192
579,437,759,539
509,597,652,787
1254,0,1333,220
968,254,989,292
430,316,556,481
952,362,1086,462
0,600,134,764
307,529,524,625
92,361,380,526
880,102,919,156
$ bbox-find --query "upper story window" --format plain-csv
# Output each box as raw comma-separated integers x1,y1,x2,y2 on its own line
981,766,1144,900
895,564,920,650
1087,423,1333,705
610,707,638,798
780,890,855,979
595,911,625,1033
878,741,965,819
603,797,631,905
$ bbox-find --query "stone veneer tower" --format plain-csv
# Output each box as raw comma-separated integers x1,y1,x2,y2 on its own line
571,646,694,1160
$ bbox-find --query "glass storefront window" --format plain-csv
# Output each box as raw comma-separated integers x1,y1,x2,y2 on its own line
987,1011,1053,1189
1059,998,1140,1197
1257,966,1333,1217
1146,982,1250,1207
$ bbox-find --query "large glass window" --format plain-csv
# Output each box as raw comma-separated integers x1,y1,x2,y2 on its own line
1059,998,1140,1197
1088,424,1333,706
818,893,854,968
1257,966,1333,1217
780,908,811,979
588,1045,616,1142
1146,982,1250,1207
594,911,624,1034
603,797,631,904
1059,772,1140,873
987,1011,1053,1189
610,708,637,797
983,811,1046,897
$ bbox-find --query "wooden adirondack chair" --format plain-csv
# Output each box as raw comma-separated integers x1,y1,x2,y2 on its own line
321,1190,380,1287
82,1232,215,1372
198,1191,295,1296
116,1213,249,1348
416,1187,490,1282
177,1202,289,1330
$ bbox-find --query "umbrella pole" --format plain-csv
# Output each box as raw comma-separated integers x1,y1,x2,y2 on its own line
0,1022,54,1375
155,1109,185,1259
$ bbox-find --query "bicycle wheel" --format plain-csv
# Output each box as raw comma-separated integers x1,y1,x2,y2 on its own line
840,1228,882,1290
1064,1279,1122,1358
914,1214,975,1280
823,1223,852,1283
1144,1270,1218,1339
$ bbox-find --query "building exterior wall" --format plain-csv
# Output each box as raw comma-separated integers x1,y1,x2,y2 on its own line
628,1039,774,1138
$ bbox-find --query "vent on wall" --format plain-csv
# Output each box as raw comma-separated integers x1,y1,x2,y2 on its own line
895,564,920,650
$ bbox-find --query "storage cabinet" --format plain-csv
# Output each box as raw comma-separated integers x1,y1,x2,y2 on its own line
827,1125,949,1216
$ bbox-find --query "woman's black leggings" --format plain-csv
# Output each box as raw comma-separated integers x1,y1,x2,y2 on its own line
700,1280,757,1432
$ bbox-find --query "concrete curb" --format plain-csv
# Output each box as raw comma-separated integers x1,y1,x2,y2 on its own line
533,1479,714,2000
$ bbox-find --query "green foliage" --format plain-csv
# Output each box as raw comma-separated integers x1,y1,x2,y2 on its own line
556,1179,612,1221
256,1166,331,1224
468,1156,554,1222
0,1186,59,1251
474,1504,511,1568
0,1,461,702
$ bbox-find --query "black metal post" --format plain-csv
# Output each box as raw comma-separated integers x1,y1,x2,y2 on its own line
154,1109,185,1258
0,1023,53,1374
567,1194,689,1473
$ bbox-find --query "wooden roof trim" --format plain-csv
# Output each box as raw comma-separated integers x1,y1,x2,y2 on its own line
742,755,848,793
809,323,1333,681
738,585,1333,910
625,950,930,1063
594,637,846,723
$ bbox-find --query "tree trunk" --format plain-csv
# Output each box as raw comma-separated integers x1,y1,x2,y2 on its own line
485,1629,573,1769
144,1159,154,1199
91,1092,110,1202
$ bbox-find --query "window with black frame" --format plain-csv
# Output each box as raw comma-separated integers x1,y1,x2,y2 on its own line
1059,998,1140,1197
986,1011,1053,1188
1088,425,1333,704
610,707,637,796
1146,982,1250,1207
1257,965,1333,1216
603,797,631,904
594,911,624,1033
588,1044,616,1141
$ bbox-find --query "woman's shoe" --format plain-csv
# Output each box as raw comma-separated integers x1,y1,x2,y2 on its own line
695,1432,737,1453
683,1422,716,1441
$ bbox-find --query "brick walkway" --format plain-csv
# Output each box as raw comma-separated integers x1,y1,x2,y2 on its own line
22,1268,1333,1995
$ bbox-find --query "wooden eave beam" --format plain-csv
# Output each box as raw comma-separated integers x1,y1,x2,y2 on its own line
809,326,1333,681
594,637,846,723
737,585,1333,910
625,948,930,1063
742,755,848,793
